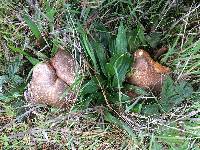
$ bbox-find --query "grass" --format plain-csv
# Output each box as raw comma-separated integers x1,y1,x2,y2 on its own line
0,0,200,149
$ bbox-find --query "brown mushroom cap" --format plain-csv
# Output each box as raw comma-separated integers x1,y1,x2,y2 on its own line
24,50,76,108
127,49,171,93
51,50,76,85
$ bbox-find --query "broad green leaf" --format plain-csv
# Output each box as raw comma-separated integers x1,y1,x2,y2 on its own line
92,41,107,76
112,53,132,87
115,22,127,54
7,57,24,86
105,63,115,77
161,76,175,100
74,92,104,111
105,53,132,106
141,76,193,115
160,76,193,112
23,14,41,39
160,76,177,112
75,76,105,111
106,53,131,79
80,78,99,96
133,86,148,95
109,38,116,55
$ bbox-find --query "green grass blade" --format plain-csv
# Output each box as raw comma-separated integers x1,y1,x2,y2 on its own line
82,34,98,72
104,111,137,141
9,45,39,65
137,23,146,45
23,14,41,39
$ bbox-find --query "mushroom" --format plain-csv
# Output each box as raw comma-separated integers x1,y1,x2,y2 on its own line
24,49,76,108
51,50,75,85
127,49,171,93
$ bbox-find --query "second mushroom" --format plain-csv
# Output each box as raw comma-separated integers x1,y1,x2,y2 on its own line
126,49,171,93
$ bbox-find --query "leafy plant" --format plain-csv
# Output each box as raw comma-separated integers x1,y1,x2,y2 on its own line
0,56,24,101
142,76,194,115
0,57,23,89
160,76,193,112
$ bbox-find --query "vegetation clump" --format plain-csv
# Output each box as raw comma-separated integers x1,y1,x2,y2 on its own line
0,0,200,149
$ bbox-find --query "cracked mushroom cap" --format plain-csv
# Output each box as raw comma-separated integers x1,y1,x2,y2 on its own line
127,49,171,93
24,50,76,108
